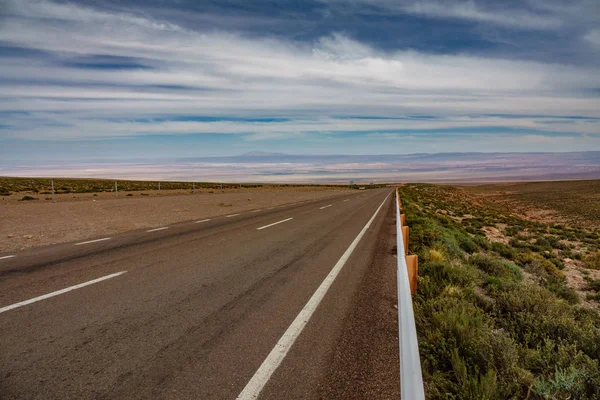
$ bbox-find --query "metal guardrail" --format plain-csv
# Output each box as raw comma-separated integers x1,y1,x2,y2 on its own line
396,188,425,399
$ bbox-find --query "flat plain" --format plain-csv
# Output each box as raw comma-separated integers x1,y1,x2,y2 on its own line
0,177,351,252
463,180,600,228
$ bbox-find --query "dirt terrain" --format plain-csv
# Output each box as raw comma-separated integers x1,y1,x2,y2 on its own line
0,186,350,253
464,179,600,228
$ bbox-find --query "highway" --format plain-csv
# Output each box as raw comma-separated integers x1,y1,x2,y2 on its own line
0,188,400,399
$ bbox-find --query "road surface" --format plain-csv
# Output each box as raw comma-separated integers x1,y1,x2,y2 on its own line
0,188,400,399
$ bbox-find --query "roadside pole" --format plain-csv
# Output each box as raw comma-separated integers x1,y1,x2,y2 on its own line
115,182,118,197
193,183,195,194
158,182,161,194
51,179,55,202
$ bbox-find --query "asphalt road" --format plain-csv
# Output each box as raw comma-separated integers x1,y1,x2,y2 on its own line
0,188,400,399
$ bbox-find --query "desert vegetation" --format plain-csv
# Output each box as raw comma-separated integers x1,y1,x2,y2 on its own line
0,177,385,197
465,180,600,228
402,183,600,399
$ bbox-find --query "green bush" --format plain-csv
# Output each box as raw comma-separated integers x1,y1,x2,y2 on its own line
490,242,517,260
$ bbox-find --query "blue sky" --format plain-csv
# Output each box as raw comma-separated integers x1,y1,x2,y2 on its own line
1,0,599,161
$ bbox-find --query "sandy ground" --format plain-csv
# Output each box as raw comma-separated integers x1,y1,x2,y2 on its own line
0,187,350,253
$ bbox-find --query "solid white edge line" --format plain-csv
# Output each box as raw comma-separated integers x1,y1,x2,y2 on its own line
0,271,128,314
343,199,349,202
319,204,332,210
237,191,392,400
147,227,169,232
252,209,262,213
226,213,241,218
74,237,111,246
256,217,293,231
0,255,16,260
194,219,211,223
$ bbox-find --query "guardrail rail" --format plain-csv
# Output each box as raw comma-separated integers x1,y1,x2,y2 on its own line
396,188,425,399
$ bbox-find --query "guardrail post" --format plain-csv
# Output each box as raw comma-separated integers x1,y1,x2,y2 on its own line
400,213,406,225
402,226,409,254
406,255,418,294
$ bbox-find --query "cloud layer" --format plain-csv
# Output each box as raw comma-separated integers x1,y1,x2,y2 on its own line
0,0,599,160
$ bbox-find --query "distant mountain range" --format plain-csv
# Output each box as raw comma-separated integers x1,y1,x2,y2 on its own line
2,151,599,183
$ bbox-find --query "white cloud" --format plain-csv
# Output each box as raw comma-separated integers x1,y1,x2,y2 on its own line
320,0,564,30
585,29,600,47
403,1,562,29
0,0,598,146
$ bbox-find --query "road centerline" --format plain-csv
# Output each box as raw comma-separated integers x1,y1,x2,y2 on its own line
0,255,16,260
237,191,392,400
226,213,241,218
194,219,211,224
256,217,294,231
319,204,332,210
0,271,128,314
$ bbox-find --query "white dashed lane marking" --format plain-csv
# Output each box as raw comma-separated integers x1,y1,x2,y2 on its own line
147,227,169,232
256,218,293,231
75,238,111,246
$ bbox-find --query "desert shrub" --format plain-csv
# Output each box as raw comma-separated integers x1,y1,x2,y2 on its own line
126,193,133,197
465,225,479,234
515,252,563,281
586,293,600,301
587,279,600,292
490,242,517,260
545,279,580,305
469,253,522,282
534,367,583,399
458,234,478,254
416,297,526,398
584,251,600,270
19,195,37,201
425,248,445,262
472,235,490,250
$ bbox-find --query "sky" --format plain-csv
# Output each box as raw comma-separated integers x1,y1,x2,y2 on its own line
1,0,600,162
